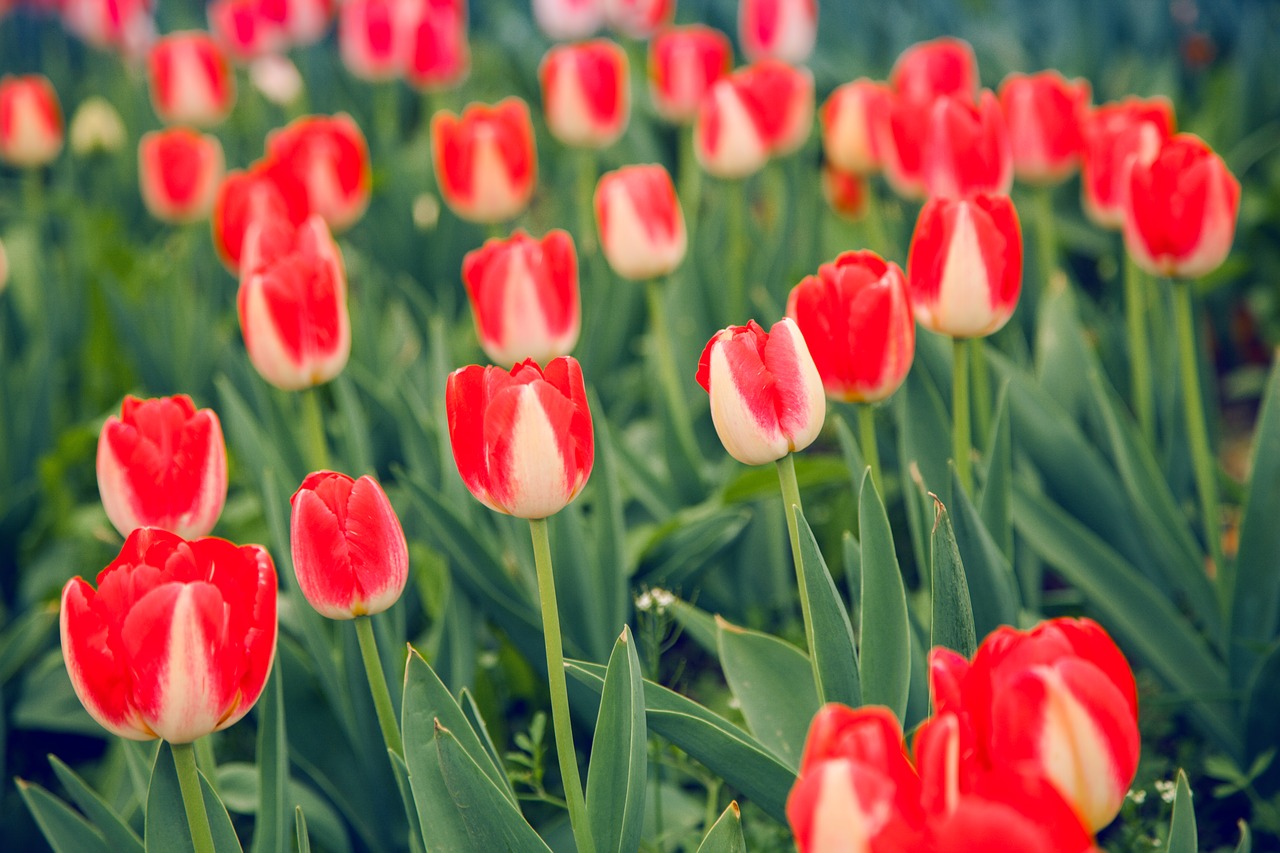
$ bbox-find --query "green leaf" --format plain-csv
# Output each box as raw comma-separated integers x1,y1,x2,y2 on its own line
0,605,56,685
458,687,514,804
250,669,287,853
1242,642,1280,794
590,411,631,653
794,506,861,707
586,627,647,853
1235,820,1253,853
567,660,795,823
716,616,819,771
636,504,751,587
858,471,911,722
976,381,1012,562
435,723,553,852
947,468,1019,640
929,497,976,659
18,779,112,853
48,755,144,853
145,742,243,853
388,751,426,853
295,807,311,853
695,802,745,853
1166,770,1198,853
668,597,720,655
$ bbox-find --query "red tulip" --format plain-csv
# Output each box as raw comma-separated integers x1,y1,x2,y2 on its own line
998,71,1091,185
821,78,891,175
431,98,537,223
446,357,594,519
695,59,814,178
786,251,915,403
1123,133,1239,279
648,25,732,124
462,229,581,366
532,0,604,41
907,193,1022,338
889,37,978,105
821,163,866,220
290,470,408,619
696,318,825,466
264,113,372,233
237,214,351,390
921,90,1012,199
60,0,154,56
339,0,406,81
148,31,236,127
211,163,310,272
878,92,932,199
402,0,469,91
739,0,816,64
594,163,686,280
604,0,672,39
96,395,228,540
208,0,284,62
61,527,276,743
0,74,63,168
262,0,333,47
540,40,630,149
138,128,225,224
1080,96,1174,229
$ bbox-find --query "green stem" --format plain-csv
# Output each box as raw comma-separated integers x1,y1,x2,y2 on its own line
775,453,823,699
857,403,883,498
374,83,400,154
528,518,595,853
678,126,702,248
952,338,973,495
355,616,404,759
726,178,748,324
577,149,598,255
1172,281,1226,580
1125,254,1155,446
646,278,702,486
300,387,330,471
172,741,216,853
861,179,891,258
970,337,991,448
1035,185,1058,282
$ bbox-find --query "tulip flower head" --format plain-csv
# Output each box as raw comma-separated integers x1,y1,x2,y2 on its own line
821,78,892,175
696,318,826,466
290,470,409,619
208,0,285,62
594,163,687,280
446,357,594,519
265,113,372,232
61,527,277,743
648,24,732,124
138,128,226,224
61,0,155,56
821,163,866,220
921,90,1012,199
339,0,405,81
211,163,311,272
604,0,673,39
695,60,814,178
739,0,817,65
998,71,1091,185
540,40,630,149
533,0,605,41
889,37,978,105
0,74,64,168
69,96,127,156
432,98,537,223
148,31,237,127
97,394,228,540
1081,96,1174,229
404,0,470,91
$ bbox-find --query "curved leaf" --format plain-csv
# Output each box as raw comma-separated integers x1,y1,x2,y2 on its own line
929,497,976,659
858,471,911,722
695,802,745,853
18,779,112,853
145,742,243,853
586,627,647,853
794,506,861,707
436,723,553,852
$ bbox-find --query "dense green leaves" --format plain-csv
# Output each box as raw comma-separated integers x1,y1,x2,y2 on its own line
144,743,243,853
793,506,861,707
857,471,911,722
586,628,647,853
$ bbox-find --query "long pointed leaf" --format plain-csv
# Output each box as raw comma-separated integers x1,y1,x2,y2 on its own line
586,627,647,853
695,802,745,853
18,779,112,853
858,471,911,722
1166,770,1197,853
250,668,287,853
929,497,976,659
794,506,861,707
948,468,1019,639
48,755,144,853
145,742,243,853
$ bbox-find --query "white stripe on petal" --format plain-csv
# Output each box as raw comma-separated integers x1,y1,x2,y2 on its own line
709,342,789,466
1038,668,1123,831
505,386,572,518
810,761,874,853
152,584,222,743
933,202,998,338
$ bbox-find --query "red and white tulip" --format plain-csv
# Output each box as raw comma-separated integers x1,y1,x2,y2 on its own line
1080,96,1174,229
695,59,814,178
264,113,372,233
532,0,604,41
604,0,672,39
432,97,538,223
821,78,892,175
998,71,1091,185
594,164,686,280
921,90,1012,199
739,0,817,65
648,25,732,124
889,36,978,105
0,74,63,168
138,128,225,224
403,0,469,91
147,31,237,127
540,39,630,149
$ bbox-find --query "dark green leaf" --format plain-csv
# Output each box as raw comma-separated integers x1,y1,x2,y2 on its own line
586,627,647,853
389,751,426,853
458,688,514,804
794,506,861,707
695,802,745,853
295,807,311,853
144,742,243,853
250,668,287,853
858,471,911,722
929,497,976,659
1167,770,1197,853
1235,820,1252,853
48,755,144,853
436,723,553,852
948,468,1019,639
668,597,719,655
18,779,112,853
976,381,1012,562
1242,642,1280,795
0,606,56,685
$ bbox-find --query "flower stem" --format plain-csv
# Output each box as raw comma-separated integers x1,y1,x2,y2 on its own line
528,518,595,853
970,337,991,448
857,403,883,498
171,741,216,853
776,453,823,700
861,179,892,259
646,278,702,491
355,615,404,759
300,387,330,472
577,149,598,255
952,338,973,495
678,125,702,248
726,178,748,324
1125,253,1155,446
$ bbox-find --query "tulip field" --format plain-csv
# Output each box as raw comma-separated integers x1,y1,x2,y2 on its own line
4,0,1280,850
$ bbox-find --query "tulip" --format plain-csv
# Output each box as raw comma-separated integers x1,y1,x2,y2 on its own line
237,214,351,390
265,113,372,233
998,71,1091,185
68,96,126,156
290,470,409,619
696,318,825,466
339,0,405,81
532,0,604,41
0,74,63,168
695,60,814,178
1123,133,1239,279
446,356,594,519
208,0,284,62
604,0,673,39
540,40,630,149
60,527,277,743
878,92,931,199
821,78,892,175
461,229,581,365
250,54,306,106
1080,96,1174,229
147,31,237,127
61,0,154,56
907,193,1022,339
431,98,537,223
648,25,732,124
266,0,333,48
889,37,978,105
211,163,310,272
821,163,866,220
138,128,226,224
96,395,228,540
739,0,816,65
404,0,469,91
921,90,1012,199
594,163,686,280
785,251,914,404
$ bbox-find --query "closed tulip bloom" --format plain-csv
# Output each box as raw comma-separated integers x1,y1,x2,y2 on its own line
97,395,228,540
878,93,931,199
821,163,866,220
1124,133,1239,279
61,0,154,56
404,0,469,91
595,163,686,280
211,163,310,272
265,113,372,232
432,98,537,223
696,318,825,466
290,470,408,619
922,90,1013,199
208,0,284,62
648,25,732,124
0,74,63,168
745,58,815,156
266,0,333,47
998,71,1091,185
540,40,630,148
821,78,891,175
462,229,581,365
739,0,816,64
907,193,1022,338
339,0,405,81
889,37,978,105
1081,96,1174,229
786,251,914,403
695,60,813,178
148,31,237,127
237,214,351,390
61,527,277,743
138,128,225,224
69,96,127,156
532,0,604,41
446,357,594,519
604,0,673,39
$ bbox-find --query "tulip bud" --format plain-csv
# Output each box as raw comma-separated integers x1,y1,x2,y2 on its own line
208,0,284,62
148,31,237,127
648,25,732,124
907,193,1022,339
211,163,311,272
61,527,276,743
594,163,686,280
61,0,154,56
265,113,372,233
290,470,409,619
138,128,225,224
269,0,333,48
532,0,605,41
404,0,469,91
68,96,126,156
1123,133,1239,279
1081,96,1174,229
0,74,64,168
786,251,915,404
339,0,405,81
250,54,306,106
540,40,630,149
237,214,351,390
696,318,825,466
604,0,672,39
96,395,228,540
695,60,814,178
998,71,1091,185
462,229,581,366
821,78,891,175
889,37,978,105
879,92,931,199
431,98,537,224
821,163,866,220
739,0,817,65
446,357,594,519
922,90,1012,199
